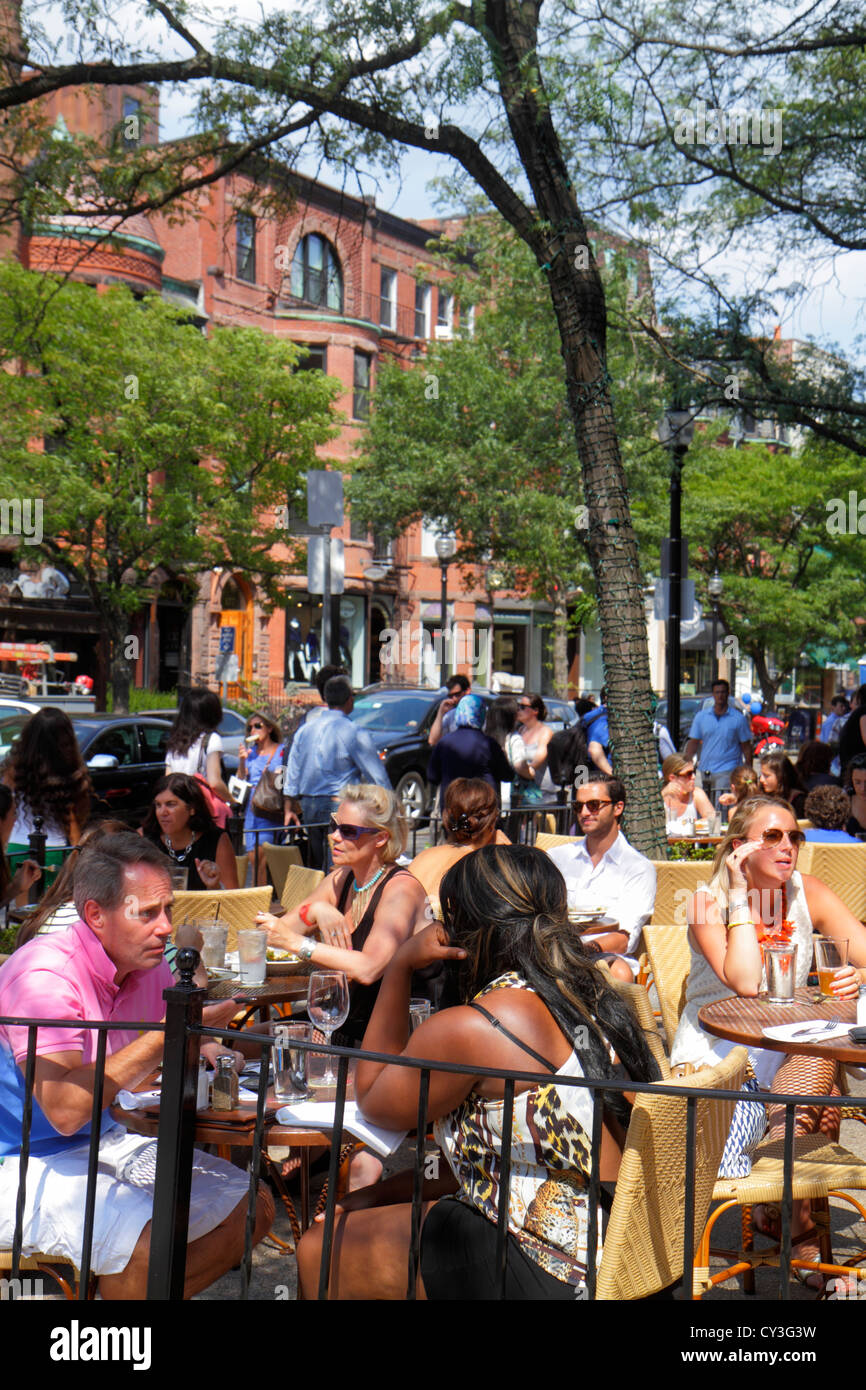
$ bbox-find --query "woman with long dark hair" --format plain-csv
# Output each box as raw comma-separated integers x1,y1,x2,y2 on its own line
141,774,238,891
2,708,91,870
0,784,42,912
759,751,806,817
296,844,660,1300
165,686,232,820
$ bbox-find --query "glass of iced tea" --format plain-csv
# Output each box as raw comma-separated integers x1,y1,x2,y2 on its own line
814,937,848,1001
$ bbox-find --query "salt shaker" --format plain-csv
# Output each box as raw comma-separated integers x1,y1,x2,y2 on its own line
211,1054,238,1111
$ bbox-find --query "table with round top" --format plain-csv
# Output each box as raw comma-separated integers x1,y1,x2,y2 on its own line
206,968,313,1027
699,989,864,1066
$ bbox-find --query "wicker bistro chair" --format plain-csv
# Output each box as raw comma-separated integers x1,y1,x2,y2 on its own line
535,832,582,853
280,865,326,914
696,1134,866,1297
795,842,866,921
650,860,713,926
171,886,272,953
234,854,249,889
261,843,303,899
596,1048,747,1300
641,923,691,1052
604,972,671,1079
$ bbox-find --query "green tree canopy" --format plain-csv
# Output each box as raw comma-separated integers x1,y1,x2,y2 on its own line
0,262,341,707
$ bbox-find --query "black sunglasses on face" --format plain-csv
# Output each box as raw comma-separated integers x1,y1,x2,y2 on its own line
328,816,378,841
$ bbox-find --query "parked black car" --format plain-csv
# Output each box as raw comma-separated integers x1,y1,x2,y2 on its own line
0,711,174,826
348,686,577,819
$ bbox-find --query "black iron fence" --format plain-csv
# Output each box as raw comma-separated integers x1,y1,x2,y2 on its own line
3,951,864,1301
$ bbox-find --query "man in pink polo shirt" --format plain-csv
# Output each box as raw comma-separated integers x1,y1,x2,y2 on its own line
0,833,273,1298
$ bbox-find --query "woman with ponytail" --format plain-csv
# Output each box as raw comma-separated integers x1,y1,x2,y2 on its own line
409,778,509,920
296,844,660,1300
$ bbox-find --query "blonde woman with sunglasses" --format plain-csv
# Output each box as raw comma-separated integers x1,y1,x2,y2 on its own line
671,794,866,1288
257,785,427,1047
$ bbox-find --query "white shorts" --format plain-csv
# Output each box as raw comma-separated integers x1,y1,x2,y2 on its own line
0,1124,249,1276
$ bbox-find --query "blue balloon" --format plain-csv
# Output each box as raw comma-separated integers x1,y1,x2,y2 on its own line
741,693,753,708
751,699,762,716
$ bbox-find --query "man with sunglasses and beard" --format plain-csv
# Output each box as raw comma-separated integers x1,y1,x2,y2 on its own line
284,675,391,869
546,775,656,982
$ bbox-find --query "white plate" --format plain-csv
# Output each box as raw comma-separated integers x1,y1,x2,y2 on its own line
762,1020,852,1043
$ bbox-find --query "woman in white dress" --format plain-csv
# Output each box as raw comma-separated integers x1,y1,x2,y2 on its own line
661,754,715,835
671,795,866,1287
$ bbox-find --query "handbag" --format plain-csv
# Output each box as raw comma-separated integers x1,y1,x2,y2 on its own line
251,747,284,819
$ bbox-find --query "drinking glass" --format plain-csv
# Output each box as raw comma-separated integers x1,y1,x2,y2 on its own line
409,998,431,1033
168,865,189,892
238,928,268,986
764,941,798,1004
814,937,849,1002
273,1022,312,1103
307,971,350,1087
200,922,228,970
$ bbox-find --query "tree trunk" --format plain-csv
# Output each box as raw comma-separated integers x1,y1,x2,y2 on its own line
750,647,783,709
488,0,667,856
552,593,569,698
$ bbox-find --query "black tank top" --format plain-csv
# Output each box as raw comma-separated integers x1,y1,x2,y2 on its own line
334,864,412,1045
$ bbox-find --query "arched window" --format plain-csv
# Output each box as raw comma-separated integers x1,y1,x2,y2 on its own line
290,234,343,311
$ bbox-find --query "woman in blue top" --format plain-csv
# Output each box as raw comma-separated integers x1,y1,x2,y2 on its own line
238,710,285,884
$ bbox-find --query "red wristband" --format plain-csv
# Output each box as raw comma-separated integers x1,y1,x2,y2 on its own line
299,901,312,927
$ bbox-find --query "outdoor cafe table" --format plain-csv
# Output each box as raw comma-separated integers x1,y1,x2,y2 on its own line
111,1074,355,1232
698,989,863,1066
206,966,313,1027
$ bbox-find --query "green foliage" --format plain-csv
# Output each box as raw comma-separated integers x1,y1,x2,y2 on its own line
681,432,866,697
350,217,665,610
0,263,342,704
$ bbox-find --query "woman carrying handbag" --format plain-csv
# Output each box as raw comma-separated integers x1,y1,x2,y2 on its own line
239,710,285,885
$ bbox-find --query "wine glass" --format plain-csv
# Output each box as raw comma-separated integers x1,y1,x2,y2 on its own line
307,971,350,1086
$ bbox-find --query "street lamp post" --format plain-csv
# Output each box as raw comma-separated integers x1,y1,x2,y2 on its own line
434,533,457,689
708,569,724,683
657,408,695,750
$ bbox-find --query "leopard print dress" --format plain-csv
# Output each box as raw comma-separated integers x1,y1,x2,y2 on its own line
433,972,605,1290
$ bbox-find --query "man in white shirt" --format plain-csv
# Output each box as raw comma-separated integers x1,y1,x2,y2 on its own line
547,775,656,982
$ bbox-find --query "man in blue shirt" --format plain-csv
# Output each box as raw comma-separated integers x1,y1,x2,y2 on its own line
684,679,753,806
582,689,612,775
285,674,391,868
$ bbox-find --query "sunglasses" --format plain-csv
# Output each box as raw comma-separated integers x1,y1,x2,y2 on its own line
518,702,535,711
576,799,612,814
247,721,265,731
759,828,806,849
328,816,378,841
676,769,696,779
